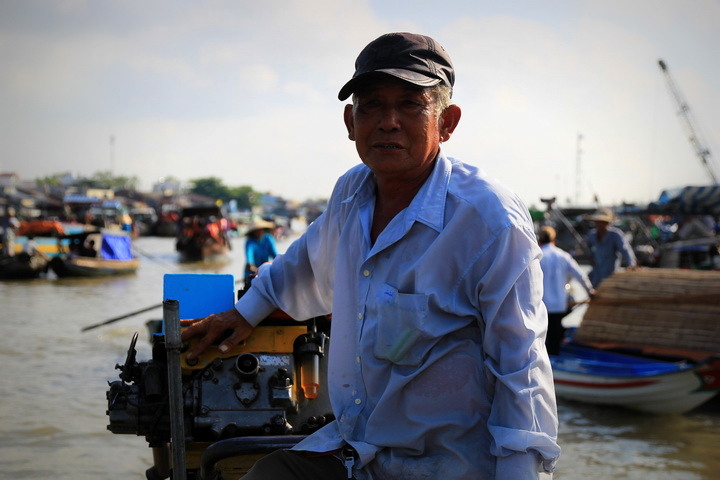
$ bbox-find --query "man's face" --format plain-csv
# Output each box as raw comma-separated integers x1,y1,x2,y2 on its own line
344,77,447,182
594,220,609,233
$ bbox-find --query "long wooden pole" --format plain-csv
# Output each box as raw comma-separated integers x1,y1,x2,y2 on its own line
81,303,162,332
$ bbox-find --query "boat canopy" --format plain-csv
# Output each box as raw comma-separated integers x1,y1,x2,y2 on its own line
647,185,720,216
100,231,134,261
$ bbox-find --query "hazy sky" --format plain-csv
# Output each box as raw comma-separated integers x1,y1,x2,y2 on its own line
2,0,719,208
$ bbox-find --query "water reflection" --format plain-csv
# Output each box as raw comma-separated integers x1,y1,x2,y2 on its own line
556,399,719,479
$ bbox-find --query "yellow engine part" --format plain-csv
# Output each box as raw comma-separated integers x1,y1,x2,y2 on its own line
180,325,308,370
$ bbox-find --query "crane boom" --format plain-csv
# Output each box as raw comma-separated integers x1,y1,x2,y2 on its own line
657,59,718,184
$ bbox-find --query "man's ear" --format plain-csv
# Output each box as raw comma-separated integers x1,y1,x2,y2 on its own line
439,104,461,142
343,104,355,141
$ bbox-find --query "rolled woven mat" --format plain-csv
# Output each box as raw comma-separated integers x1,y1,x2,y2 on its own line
574,268,720,354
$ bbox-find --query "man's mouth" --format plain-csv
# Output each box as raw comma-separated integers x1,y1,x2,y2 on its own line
373,143,403,150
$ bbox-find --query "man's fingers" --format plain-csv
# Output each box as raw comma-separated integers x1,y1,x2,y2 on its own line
187,333,217,360
180,317,202,327
180,309,251,360
218,329,245,353
180,318,206,342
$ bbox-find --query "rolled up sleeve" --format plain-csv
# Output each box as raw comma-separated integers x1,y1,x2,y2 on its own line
476,223,560,477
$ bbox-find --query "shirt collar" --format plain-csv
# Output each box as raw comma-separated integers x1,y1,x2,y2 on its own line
411,150,451,233
339,150,451,233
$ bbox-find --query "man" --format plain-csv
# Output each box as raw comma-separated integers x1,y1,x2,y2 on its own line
586,208,637,287
538,226,595,355
181,32,559,479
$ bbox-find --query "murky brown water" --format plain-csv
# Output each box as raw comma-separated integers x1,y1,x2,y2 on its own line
1,235,718,479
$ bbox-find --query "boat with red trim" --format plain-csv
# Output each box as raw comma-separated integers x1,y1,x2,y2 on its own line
551,342,720,414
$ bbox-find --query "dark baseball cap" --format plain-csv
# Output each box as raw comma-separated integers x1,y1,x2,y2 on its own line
338,32,455,101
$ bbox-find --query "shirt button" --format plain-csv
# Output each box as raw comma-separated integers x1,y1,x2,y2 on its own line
356,356,361,363
362,269,371,277
354,398,362,405
357,313,362,320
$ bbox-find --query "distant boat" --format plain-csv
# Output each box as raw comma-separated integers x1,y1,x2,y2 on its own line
50,230,140,277
153,204,180,237
551,342,720,414
0,253,49,280
130,207,158,236
175,205,231,262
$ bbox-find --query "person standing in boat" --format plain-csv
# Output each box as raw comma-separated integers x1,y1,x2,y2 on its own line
586,208,637,287
538,226,595,355
181,32,559,480
243,218,278,287
1,208,20,257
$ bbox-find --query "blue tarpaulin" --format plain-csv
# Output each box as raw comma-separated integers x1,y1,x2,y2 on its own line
100,232,134,260
647,185,720,216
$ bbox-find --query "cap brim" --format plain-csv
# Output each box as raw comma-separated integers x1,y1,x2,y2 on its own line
338,69,442,100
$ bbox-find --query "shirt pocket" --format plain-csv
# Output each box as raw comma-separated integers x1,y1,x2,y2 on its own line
373,284,431,367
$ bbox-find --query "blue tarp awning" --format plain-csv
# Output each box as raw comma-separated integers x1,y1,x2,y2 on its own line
647,185,720,216
64,194,100,204
100,232,134,260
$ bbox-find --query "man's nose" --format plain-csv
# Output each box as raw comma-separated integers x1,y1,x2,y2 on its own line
377,107,401,131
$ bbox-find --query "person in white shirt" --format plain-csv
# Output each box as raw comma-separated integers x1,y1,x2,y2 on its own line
538,226,595,355
181,32,560,480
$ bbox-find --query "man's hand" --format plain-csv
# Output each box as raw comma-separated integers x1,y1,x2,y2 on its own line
180,308,254,360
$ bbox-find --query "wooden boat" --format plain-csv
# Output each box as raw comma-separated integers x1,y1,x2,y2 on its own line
50,254,140,277
153,204,180,237
129,206,158,236
553,268,720,414
50,230,139,277
175,205,231,262
551,342,720,414
0,253,49,279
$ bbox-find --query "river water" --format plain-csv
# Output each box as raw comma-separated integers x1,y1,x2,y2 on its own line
1,235,718,480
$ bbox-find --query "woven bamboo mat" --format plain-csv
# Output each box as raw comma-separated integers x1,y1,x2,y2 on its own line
574,268,720,354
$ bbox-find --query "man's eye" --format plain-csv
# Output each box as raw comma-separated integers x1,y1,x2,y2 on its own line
403,100,424,108
359,101,380,110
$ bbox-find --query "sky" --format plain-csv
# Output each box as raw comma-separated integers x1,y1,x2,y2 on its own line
1,0,719,209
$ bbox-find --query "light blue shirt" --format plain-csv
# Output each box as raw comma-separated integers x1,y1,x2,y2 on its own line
587,226,636,287
236,153,560,479
540,243,594,313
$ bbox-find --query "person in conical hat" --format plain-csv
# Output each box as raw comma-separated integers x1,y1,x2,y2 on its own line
586,207,637,287
243,218,277,287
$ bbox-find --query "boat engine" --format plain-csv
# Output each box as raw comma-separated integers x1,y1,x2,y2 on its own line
106,313,332,480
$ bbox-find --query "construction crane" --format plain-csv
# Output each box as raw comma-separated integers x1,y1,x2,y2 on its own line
657,59,718,184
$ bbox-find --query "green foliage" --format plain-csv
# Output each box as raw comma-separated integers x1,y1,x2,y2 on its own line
88,171,140,190
188,177,259,209
35,172,72,187
35,171,139,190
229,185,258,210
34,171,259,208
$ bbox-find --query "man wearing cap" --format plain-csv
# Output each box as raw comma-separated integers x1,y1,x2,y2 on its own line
181,32,559,479
586,208,637,287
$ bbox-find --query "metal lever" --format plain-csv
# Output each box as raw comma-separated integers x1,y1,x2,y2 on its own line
164,299,187,480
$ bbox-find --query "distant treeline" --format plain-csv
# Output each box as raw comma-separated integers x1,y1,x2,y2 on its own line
35,171,260,210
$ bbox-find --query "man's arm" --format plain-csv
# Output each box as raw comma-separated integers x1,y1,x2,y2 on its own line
616,230,637,268
566,254,595,296
475,224,560,479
